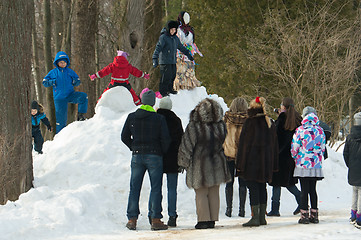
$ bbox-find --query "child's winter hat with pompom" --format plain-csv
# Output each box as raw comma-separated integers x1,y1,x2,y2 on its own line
159,96,172,110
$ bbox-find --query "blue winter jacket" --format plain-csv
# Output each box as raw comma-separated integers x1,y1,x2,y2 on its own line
43,51,81,100
152,22,193,65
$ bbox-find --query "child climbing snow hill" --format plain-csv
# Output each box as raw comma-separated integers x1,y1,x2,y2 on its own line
89,50,150,105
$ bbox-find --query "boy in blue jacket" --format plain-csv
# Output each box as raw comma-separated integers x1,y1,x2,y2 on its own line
31,101,52,154
43,51,88,133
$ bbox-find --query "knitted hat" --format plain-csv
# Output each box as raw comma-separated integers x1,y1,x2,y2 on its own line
31,100,39,110
302,106,317,118
167,20,179,30
354,112,361,126
117,50,129,59
141,90,156,106
159,96,172,110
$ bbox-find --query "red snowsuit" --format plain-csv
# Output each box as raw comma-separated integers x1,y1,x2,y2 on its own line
96,56,145,105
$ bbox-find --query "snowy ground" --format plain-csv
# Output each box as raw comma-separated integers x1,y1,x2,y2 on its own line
0,87,359,240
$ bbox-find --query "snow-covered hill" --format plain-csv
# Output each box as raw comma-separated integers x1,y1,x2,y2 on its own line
0,87,358,239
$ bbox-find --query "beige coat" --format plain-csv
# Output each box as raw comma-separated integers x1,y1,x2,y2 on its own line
223,111,247,159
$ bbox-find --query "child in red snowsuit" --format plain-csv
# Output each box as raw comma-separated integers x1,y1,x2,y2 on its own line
89,51,149,105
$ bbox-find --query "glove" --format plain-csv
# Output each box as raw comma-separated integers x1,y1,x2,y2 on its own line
188,55,194,61
49,79,56,87
144,73,150,80
47,125,52,132
153,59,158,68
89,74,96,81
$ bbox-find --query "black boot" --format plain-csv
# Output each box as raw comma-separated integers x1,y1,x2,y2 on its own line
298,209,310,224
238,186,246,217
267,201,280,216
77,113,86,121
225,187,233,217
168,215,177,227
309,209,319,224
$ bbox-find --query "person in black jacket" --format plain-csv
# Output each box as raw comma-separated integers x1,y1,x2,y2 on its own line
152,20,194,97
121,90,171,231
156,96,184,227
31,101,52,154
343,112,361,229
268,98,302,217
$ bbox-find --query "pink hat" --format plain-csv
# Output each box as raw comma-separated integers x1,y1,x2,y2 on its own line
117,50,129,59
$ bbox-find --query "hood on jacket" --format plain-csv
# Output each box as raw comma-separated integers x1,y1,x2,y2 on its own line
112,56,129,68
350,125,361,142
161,20,179,36
301,112,319,126
190,98,223,123
53,51,70,68
224,111,247,126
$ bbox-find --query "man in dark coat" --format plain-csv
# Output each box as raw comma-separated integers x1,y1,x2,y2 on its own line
156,96,184,227
121,90,171,231
152,20,194,96
343,112,361,228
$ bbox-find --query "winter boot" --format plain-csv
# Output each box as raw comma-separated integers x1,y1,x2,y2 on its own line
126,218,137,230
355,213,361,229
350,209,357,224
225,188,233,217
267,201,280,217
168,215,177,227
238,186,246,217
309,209,319,224
298,209,310,224
77,113,86,121
151,218,168,231
259,204,267,225
207,221,215,228
243,205,260,227
195,221,209,229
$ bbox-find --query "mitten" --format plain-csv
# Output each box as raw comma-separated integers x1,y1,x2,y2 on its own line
47,125,52,132
152,59,158,68
89,74,96,81
50,79,56,87
144,73,150,80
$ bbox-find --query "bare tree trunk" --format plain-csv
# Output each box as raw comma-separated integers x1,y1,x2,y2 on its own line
0,0,34,205
61,0,73,54
73,0,97,118
32,11,42,102
120,0,163,93
53,0,63,53
164,0,168,18
43,0,55,140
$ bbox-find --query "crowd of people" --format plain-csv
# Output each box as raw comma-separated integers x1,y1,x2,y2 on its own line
30,11,361,232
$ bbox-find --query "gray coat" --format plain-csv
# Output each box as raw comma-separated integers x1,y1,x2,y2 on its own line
152,22,193,65
178,98,231,189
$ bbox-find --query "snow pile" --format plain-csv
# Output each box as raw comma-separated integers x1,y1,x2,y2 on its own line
0,86,359,240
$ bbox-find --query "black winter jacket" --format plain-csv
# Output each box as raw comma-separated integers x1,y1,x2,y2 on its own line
270,112,299,187
157,109,184,173
152,21,193,65
343,125,361,186
121,108,171,156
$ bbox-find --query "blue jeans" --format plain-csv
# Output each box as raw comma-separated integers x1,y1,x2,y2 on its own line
127,154,163,220
271,185,301,211
54,91,88,133
149,173,178,218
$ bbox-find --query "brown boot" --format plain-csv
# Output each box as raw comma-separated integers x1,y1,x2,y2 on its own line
151,218,168,231
126,218,137,230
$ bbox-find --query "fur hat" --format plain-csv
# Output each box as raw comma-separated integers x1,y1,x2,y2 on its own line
141,90,156,106
159,96,172,110
302,106,317,118
354,112,361,126
31,100,39,110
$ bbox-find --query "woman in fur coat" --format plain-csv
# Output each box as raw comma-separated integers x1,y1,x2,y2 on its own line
223,97,248,218
178,98,231,229
236,97,279,227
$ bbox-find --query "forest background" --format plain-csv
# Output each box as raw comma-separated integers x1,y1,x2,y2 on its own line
1,0,361,205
